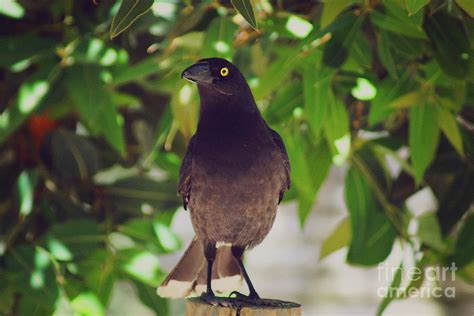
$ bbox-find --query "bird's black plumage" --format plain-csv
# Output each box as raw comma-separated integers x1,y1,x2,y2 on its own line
173,57,290,303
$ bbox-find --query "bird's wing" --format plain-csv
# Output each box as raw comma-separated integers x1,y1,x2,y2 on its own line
178,136,195,210
267,127,291,203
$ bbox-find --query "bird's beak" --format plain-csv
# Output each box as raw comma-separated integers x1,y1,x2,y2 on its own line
181,61,214,84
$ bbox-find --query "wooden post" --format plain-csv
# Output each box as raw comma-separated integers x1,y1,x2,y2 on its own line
186,298,301,316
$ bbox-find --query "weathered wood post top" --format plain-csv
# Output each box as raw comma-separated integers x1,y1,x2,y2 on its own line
186,298,302,316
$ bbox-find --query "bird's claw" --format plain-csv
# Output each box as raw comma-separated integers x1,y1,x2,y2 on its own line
229,291,263,306
200,292,240,308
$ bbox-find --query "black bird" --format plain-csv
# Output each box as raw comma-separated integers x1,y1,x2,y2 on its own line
157,58,290,304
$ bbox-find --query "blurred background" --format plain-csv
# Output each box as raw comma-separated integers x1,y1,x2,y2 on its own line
0,0,473,315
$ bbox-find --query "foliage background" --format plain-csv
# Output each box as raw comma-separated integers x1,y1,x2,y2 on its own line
0,0,473,315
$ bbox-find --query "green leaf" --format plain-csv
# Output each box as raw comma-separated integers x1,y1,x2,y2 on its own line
0,35,54,66
65,64,125,154
71,292,105,316
118,219,159,246
78,250,116,305
0,63,59,144
453,213,474,268
436,106,464,157
370,1,427,40
285,15,313,39
0,0,24,19
406,0,429,16
417,212,445,252
351,78,377,101
456,0,474,17
303,58,334,136
202,17,238,60
320,0,353,28
16,170,35,217
368,70,414,125
133,281,169,315
409,102,440,185
71,38,128,66
323,93,350,165
46,219,102,259
378,31,398,79
319,217,351,260
112,55,159,85
322,12,362,68
423,11,471,79
104,176,179,215
231,0,258,30
170,82,199,140
4,246,59,314
388,91,423,109
153,220,181,253
252,48,303,100
376,262,403,316
344,166,397,265
118,249,161,286
264,81,302,125
284,129,332,226
47,128,100,182
110,0,154,39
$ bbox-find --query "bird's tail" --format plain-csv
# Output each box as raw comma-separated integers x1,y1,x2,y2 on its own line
157,237,243,298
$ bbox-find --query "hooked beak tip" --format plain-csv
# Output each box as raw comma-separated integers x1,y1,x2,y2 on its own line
181,62,213,84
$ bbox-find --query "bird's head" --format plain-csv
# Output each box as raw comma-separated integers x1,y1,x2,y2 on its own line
181,58,247,97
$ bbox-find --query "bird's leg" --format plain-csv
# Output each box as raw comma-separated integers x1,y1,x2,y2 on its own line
199,242,243,308
200,241,216,301
229,246,261,302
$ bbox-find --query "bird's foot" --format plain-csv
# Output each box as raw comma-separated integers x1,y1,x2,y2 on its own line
200,291,240,308
229,291,263,306
229,292,301,309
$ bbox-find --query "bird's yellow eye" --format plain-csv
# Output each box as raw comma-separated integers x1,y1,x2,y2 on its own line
220,67,229,77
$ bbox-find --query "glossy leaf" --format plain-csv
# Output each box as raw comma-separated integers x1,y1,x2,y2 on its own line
453,214,474,268
409,102,440,185
323,94,350,165
436,106,464,157
0,35,54,66
202,17,238,60
119,249,162,286
319,217,351,260
104,176,179,215
153,220,181,253
378,31,398,79
320,0,353,28
456,0,474,17
78,250,116,305
110,0,154,39
71,292,105,316
376,262,403,316
47,128,100,182
417,212,445,252
0,63,58,143
344,166,396,265
370,0,427,40
423,11,471,79
303,59,334,136
45,219,102,259
4,246,59,314
284,129,332,226
231,0,258,29
406,0,429,15
368,70,414,125
388,91,423,109
16,170,34,217
65,64,125,154
264,81,302,125
133,281,169,315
